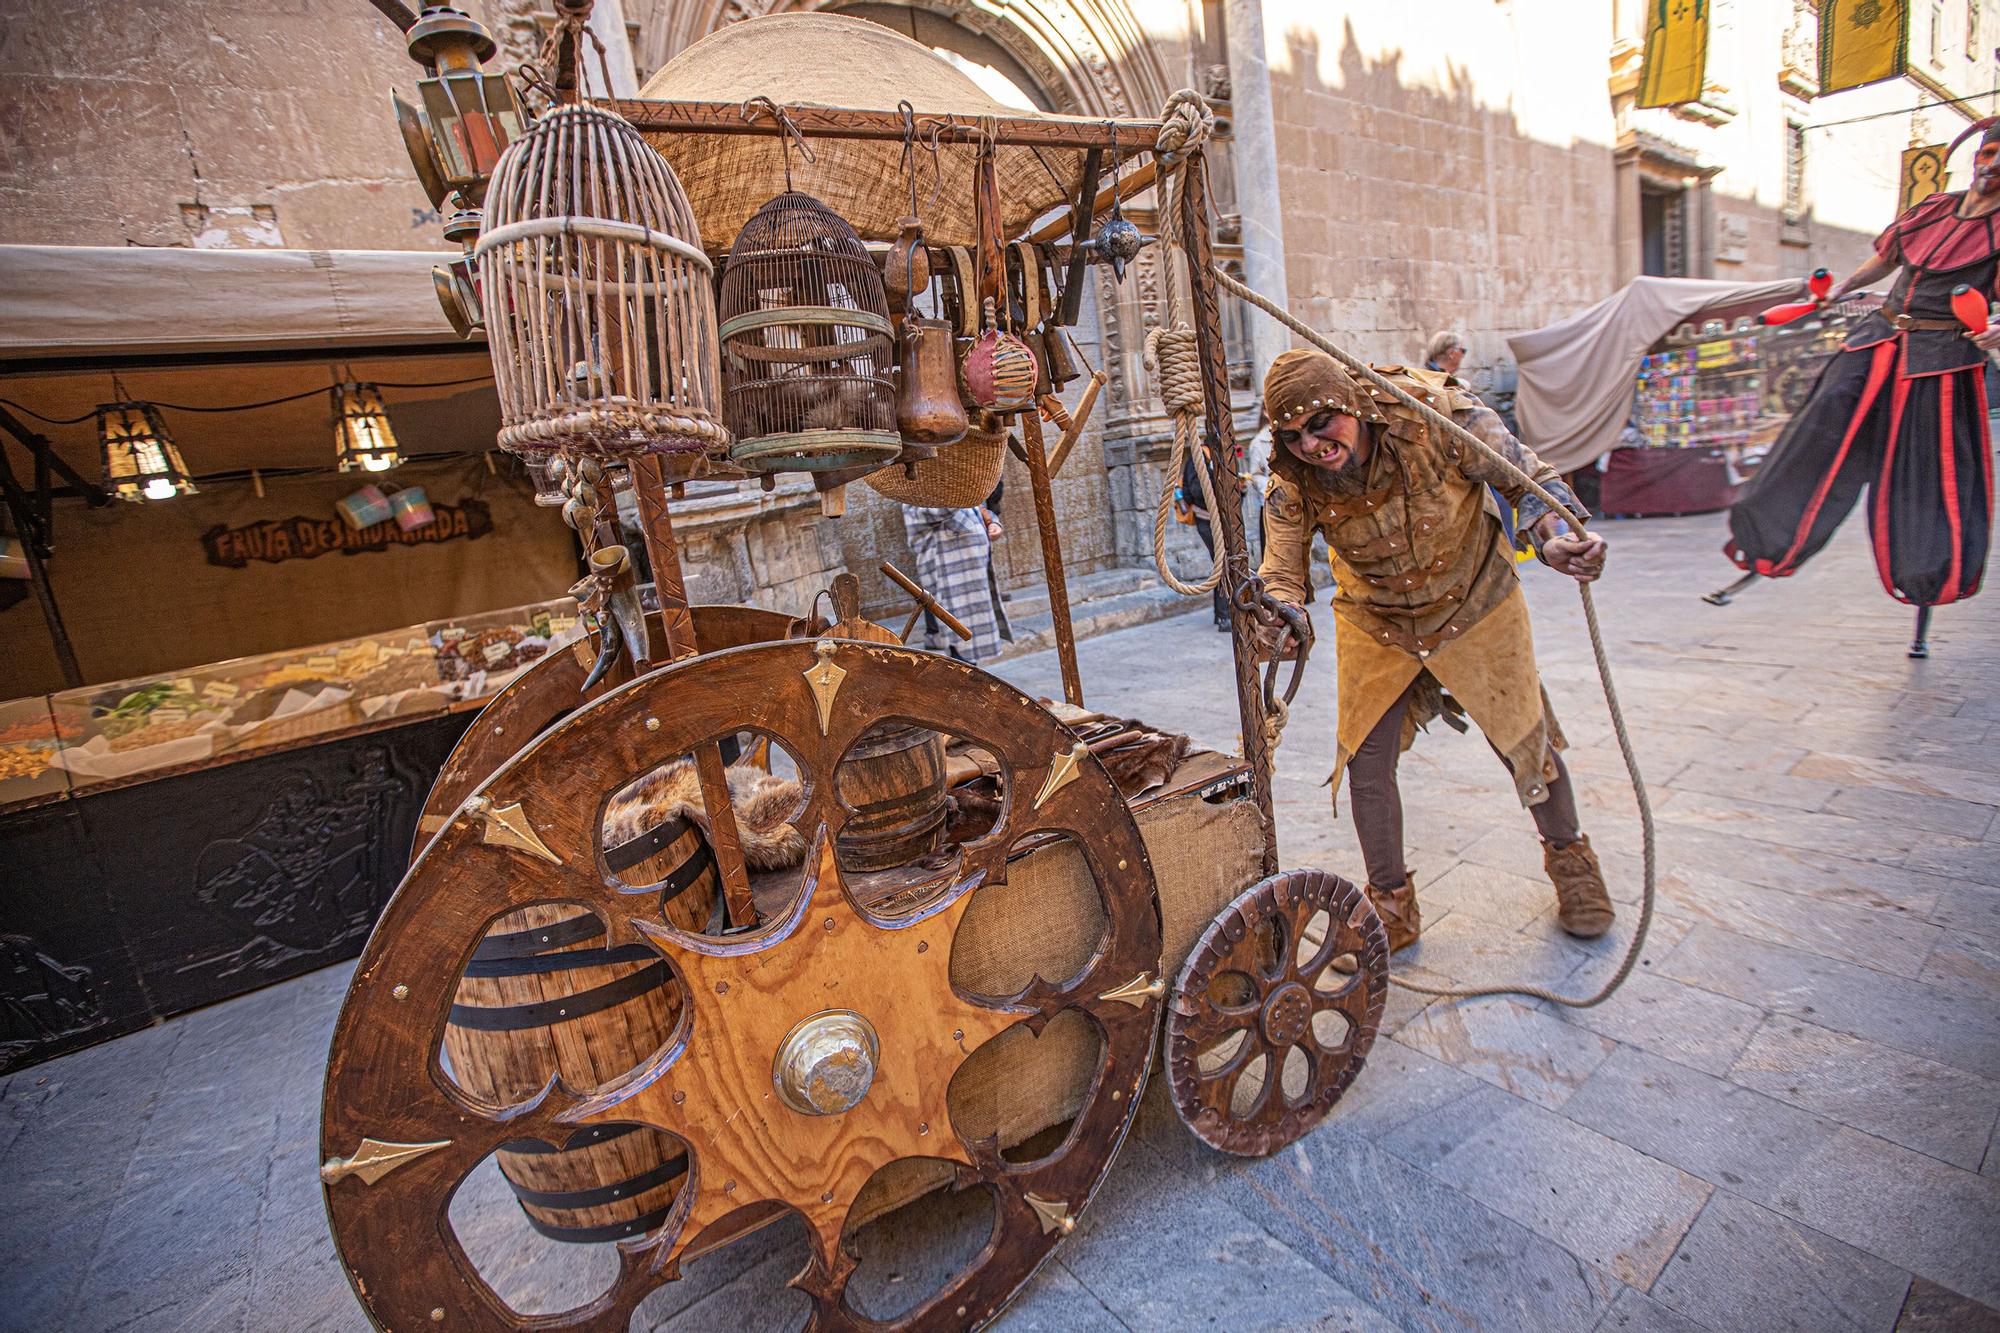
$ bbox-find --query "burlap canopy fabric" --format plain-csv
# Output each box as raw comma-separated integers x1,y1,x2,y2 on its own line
634,14,1100,247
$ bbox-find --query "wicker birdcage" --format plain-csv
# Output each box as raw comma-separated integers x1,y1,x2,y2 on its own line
719,191,900,473
474,103,727,459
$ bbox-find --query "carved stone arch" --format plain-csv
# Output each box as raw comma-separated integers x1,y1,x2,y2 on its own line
641,0,1172,125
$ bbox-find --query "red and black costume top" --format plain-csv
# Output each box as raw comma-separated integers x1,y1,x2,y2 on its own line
1845,190,2000,376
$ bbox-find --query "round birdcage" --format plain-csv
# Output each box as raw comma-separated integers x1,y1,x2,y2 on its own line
719,191,900,473
474,103,727,459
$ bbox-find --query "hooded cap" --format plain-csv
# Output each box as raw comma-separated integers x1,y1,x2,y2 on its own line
1263,349,1372,426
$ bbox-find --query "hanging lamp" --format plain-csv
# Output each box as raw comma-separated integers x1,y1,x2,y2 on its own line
333,382,402,472
96,389,196,502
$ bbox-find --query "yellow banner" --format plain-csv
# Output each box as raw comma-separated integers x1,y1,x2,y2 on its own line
1819,0,1909,96
1637,0,1710,108
1901,142,1949,211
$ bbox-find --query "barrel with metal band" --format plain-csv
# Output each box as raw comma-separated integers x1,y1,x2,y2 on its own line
440,809,718,1243
835,721,950,872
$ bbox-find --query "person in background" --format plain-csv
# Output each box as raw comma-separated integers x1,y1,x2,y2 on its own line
1425,330,1466,378
1180,444,1231,630
901,503,1002,664
1243,405,1273,566
981,479,1012,644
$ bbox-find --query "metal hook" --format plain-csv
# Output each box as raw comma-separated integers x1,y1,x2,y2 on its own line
741,96,817,192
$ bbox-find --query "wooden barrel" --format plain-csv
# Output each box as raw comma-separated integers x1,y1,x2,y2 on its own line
836,722,949,871
443,813,717,1243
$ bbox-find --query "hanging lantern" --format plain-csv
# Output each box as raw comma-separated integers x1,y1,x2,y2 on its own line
392,4,523,212
333,383,403,473
719,192,900,473
475,103,727,459
97,400,196,502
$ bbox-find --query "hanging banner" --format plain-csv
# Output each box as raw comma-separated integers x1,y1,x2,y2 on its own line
1900,141,1950,211
1819,0,1909,96
201,498,494,569
1637,0,1711,109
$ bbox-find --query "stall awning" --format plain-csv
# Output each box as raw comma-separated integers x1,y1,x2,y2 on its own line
0,245,478,364
1508,275,1805,473
0,246,497,476
628,12,1131,247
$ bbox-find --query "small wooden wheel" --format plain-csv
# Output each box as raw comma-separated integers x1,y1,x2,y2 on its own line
321,640,1163,1330
1164,869,1387,1157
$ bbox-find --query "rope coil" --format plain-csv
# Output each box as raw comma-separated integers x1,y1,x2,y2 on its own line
1147,92,1226,600
1209,265,1657,1010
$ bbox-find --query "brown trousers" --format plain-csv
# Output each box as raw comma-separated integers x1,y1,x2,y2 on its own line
1347,679,1581,891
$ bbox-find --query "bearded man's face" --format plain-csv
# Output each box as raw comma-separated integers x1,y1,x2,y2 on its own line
1276,408,1369,490
1976,141,2000,199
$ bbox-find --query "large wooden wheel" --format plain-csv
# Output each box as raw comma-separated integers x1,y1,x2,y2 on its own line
321,639,1164,1330
416,604,796,856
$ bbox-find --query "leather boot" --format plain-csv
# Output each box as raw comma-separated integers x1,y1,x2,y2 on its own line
1544,834,1615,938
1365,878,1422,954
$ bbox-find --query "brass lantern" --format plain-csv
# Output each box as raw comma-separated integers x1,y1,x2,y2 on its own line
333,383,402,473
393,4,523,212
97,399,196,502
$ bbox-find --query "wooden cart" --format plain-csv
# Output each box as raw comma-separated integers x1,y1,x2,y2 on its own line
318,9,1387,1329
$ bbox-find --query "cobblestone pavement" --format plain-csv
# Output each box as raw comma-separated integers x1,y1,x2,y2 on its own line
3,512,1997,1331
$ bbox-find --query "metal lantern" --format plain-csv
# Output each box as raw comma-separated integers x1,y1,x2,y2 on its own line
719,191,900,473
97,400,195,501
475,103,727,458
393,4,523,212
332,383,403,473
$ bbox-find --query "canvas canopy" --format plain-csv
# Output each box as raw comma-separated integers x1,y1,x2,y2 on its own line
0,245,473,362
634,12,1117,248
0,246,495,476
1508,274,1806,472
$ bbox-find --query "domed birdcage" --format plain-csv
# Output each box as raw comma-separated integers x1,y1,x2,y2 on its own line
474,103,727,458
719,191,900,472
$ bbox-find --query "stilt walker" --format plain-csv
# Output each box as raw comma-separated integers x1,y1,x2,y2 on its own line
1723,119,2000,653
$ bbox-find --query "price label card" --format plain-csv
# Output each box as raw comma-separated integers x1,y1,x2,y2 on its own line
201,680,240,702
306,655,338,673
481,640,513,665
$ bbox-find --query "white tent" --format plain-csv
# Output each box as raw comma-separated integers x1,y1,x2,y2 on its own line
1507,274,1805,473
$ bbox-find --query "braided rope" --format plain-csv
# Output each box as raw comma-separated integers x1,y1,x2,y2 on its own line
1214,266,1656,1010
1143,92,1227,599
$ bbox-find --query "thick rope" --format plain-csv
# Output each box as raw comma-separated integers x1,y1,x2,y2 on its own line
1214,265,1655,1009
1146,93,1225,598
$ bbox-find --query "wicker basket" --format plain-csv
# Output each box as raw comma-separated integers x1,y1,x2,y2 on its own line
863,424,1006,508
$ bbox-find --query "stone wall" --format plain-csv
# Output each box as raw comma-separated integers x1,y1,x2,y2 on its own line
1253,3,1623,384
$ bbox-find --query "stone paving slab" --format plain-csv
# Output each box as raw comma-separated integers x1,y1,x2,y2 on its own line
5,512,2000,1330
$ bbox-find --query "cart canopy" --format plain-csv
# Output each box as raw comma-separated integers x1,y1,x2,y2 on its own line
0,245,495,475
634,12,1110,248
1508,274,1804,472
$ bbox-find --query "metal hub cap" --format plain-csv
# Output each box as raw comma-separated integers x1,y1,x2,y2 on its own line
773,1009,879,1115
1260,982,1311,1047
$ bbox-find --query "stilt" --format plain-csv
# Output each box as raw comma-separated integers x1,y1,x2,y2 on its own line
1703,571,1761,606
1909,604,1933,659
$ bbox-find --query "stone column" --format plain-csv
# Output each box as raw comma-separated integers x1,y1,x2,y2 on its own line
1223,0,1291,380
588,0,640,96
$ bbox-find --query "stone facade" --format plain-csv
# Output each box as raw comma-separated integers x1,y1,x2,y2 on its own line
4,0,1991,627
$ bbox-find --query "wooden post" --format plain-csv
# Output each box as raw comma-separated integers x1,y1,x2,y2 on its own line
0,442,81,688
1019,411,1083,708
630,453,757,928
1178,151,1278,873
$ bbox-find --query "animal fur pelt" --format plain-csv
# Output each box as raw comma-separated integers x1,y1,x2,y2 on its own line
603,758,807,870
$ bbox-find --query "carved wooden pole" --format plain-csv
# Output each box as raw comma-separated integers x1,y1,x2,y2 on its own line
1020,411,1084,707
630,453,757,928
1178,149,1278,873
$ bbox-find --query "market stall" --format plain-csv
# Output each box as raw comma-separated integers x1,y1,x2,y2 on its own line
0,245,584,1070
1510,273,1821,514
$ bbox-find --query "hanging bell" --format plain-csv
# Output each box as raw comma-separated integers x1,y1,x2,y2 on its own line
1095,211,1144,281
